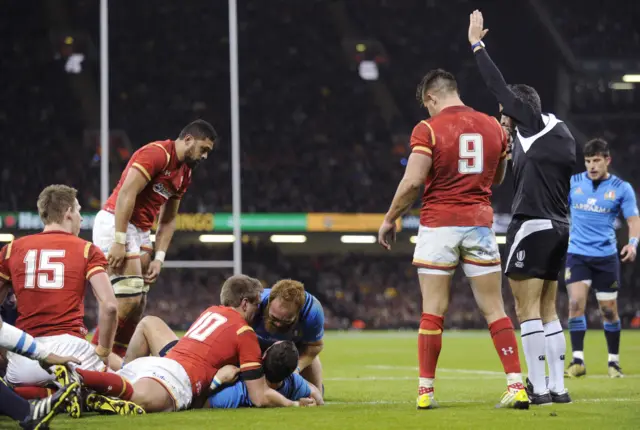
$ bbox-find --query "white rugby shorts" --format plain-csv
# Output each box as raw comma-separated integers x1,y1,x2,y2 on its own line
413,226,502,276
118,356,193,411
93,210,153,259
6,334,105,386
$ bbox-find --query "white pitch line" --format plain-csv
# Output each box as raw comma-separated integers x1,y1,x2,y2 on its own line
361,366,640,379
326,376,499,381
326,398,639,405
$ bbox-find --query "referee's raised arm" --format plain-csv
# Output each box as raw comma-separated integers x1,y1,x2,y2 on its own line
468,10,540,131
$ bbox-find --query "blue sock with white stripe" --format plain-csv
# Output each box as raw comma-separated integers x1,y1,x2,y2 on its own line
603,320,621,363
0,322,46,360
568,316,587,363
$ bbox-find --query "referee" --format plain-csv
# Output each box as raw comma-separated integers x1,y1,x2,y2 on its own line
469,11,576,405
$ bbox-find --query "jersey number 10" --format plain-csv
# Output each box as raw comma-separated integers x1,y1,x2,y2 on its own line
458,134,484,174
23,249,66,289
185,311,229,342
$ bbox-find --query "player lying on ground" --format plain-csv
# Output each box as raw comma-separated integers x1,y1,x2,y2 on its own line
92,119,217,359
120,315,323,408
470,10,576,405
251,280,325,391
565,138,639,378
86,275,317,415
0,185,142,416
377,65,528,410
0,316,81,429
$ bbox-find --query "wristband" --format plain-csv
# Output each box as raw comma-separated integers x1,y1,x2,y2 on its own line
114,232,127,245
630,237,639,249
210,376,222,390
471,41,485,51
154,251,166,263
295,366,302,374
95,345,111,358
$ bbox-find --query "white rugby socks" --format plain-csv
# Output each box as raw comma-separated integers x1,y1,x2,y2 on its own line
544,319,566,393
520,319,547,394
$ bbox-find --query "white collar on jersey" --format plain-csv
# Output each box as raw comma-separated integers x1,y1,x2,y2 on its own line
516,113,562,153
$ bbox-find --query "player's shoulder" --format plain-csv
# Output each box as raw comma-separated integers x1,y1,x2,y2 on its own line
300,291,324,321
571,172,586,186
610,175,631,190
260,288,271,305
135,140,173,159
211,306,253,331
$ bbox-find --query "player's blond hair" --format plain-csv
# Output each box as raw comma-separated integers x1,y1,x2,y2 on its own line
37,185,78,225
220,275,263,307
269,279,305,312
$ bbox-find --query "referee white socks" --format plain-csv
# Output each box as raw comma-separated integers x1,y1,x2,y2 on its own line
520,319,547,394
544,319,566,393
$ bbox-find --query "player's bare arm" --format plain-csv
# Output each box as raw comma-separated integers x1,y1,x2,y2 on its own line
89,271,119,366
307,380,325,406
110,168,149,270
469,10,540,129
379,153,432,250
297,340,323,372
145,198,181,284
621,215,640,262
244,377,313,407
494,157,508,185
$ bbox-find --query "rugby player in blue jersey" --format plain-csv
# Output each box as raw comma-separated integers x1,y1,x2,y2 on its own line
251,280,325,390
565,138,639,378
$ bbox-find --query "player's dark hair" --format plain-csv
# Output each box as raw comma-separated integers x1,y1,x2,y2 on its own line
263,341,299,384
220,275,263,307
508,84,542,116
416,69,458,104
37,185,78,225
178,119,218,143
584,138,610,157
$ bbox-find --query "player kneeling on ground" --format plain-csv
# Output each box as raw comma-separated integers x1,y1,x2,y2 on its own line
87,275,316,415
251,280,325,392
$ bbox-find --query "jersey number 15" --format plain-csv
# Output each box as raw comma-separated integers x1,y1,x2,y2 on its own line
23,249,66,289
458,134,484,174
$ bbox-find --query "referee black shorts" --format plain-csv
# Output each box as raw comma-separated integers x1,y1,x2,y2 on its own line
504,215,569,281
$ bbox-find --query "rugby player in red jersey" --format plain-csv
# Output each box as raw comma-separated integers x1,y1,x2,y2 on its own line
87,275,315,414
92,120,217,358
378,69,528,410
0,185,144,416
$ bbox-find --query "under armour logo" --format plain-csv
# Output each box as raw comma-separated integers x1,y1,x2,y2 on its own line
560,354,565,360
108,385,113,391
501,347,514,356
538,355,546,361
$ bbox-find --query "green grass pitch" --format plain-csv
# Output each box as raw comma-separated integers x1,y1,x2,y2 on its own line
2,330,639,429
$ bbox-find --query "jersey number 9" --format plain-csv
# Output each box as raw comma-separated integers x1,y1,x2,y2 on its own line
458,134,484,174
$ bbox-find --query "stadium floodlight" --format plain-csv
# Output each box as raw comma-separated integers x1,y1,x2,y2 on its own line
622,74,640,83
0,234,14,242
410,235,417,244
270,235,307,243
199,234,236,243
340,235,376,244
609,82,634,90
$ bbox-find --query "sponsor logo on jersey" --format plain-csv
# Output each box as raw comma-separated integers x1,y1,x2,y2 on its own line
572,201,611,214
153,183,174,199
162,170,172,177
575,187,583,195
604,190,616,200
